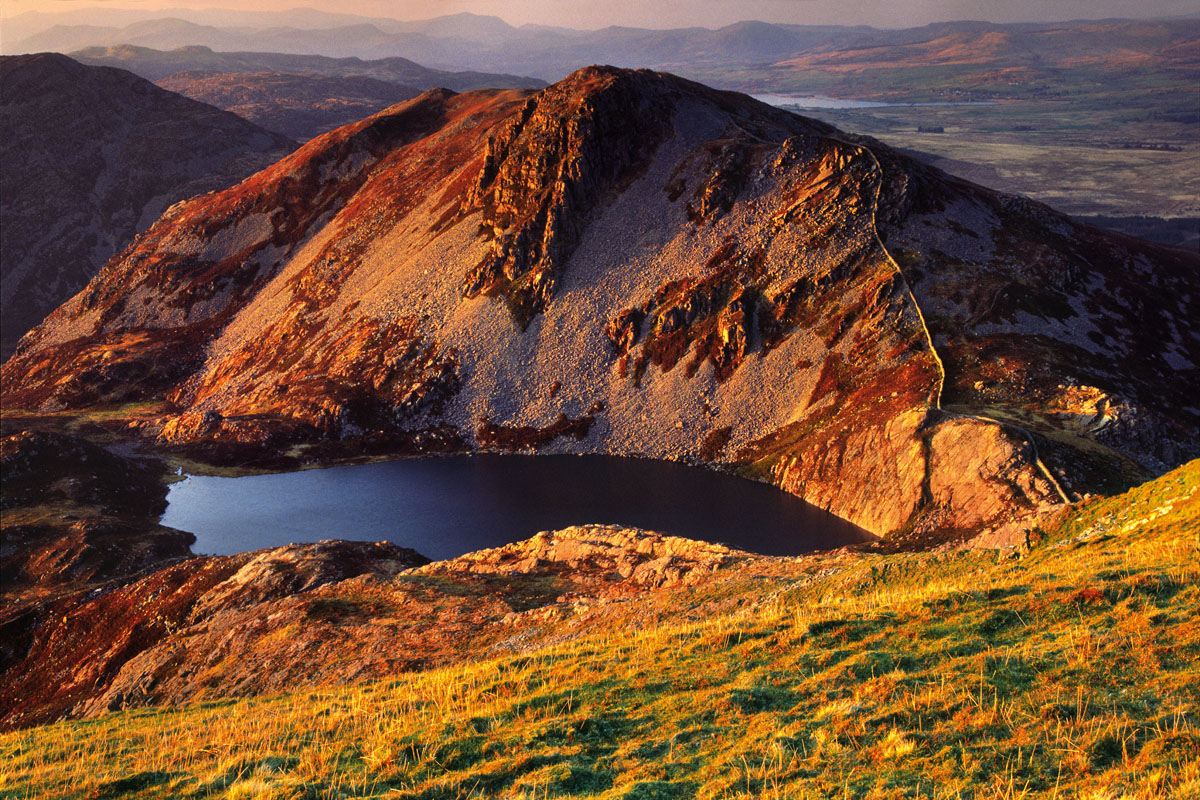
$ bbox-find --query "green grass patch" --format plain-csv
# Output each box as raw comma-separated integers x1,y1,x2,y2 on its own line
2,462,1197,798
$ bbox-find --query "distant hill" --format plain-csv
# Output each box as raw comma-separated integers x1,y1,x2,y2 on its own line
70,44,547,90
16,18,424,60
156,71,423,140
7,14,1196,88
14,16,522,67
767,19,1200,81
1,9,515,46
0,54,295,354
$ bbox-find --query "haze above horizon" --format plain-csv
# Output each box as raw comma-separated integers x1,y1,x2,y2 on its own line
6,0,1200,30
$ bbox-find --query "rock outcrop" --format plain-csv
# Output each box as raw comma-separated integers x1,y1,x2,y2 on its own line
0,526,748,728
421,525,739,589
3,65,1197,540
460,70,674,326
0,538,427,728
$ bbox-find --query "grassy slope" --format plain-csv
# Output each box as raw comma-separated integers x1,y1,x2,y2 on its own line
1,462,1197,799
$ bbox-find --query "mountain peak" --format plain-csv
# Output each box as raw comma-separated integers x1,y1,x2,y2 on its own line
3,68,1195,540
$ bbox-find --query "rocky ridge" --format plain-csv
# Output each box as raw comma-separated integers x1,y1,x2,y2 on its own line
3,66,1197,541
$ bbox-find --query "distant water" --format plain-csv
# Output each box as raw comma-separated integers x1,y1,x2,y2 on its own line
753,94,895,109
753,94,994,109
163,454,873,561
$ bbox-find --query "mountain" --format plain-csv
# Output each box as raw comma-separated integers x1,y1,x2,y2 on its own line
5,23,118,55
3,66,1196,540
768,19,1200,79
0,54,295,355
1,10,517,52
390,12,518,41
155,71,423,140
16,18,242,54
17,18,484,65
18,15,1194,87
71,44,547,90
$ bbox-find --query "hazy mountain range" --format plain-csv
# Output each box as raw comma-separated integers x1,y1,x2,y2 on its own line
70,44,547,89
7,11,1196,90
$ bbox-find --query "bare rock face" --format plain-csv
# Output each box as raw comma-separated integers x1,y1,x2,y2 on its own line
460,69,674,326
3,65,1197,540
192,539,428,612
0,53,295,354
421,524,739,588
926,416,1061,531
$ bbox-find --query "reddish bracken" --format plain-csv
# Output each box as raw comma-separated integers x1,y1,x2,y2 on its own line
1068,587,1108,606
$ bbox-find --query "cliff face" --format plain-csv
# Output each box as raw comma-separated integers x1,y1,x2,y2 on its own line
4,66,1197,539
0,54,296,354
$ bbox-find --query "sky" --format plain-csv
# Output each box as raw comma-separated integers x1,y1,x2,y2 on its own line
5,0,1200,28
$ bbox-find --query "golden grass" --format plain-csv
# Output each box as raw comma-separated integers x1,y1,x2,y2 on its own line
1,461,1197,799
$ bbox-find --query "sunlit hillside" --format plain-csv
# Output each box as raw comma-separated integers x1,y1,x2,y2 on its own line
3,461,1195,799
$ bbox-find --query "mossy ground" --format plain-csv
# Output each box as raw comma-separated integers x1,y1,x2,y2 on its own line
2,462,1196,799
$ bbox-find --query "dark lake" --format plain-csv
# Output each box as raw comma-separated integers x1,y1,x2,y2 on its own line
162,454,873,560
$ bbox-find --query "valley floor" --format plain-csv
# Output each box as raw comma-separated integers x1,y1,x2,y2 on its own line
1,461,1196,799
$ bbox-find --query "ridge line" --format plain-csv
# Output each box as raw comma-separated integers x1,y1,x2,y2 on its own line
829,135,946,410
830,135,1071,507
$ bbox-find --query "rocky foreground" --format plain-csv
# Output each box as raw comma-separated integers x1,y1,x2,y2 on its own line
0,424,821,729
4,525,764,729
3,452,1196,798
2,422,1056,731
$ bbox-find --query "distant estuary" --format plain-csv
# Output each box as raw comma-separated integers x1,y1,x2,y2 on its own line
163,454,874,560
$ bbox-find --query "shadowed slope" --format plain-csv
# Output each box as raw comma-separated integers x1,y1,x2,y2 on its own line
0,53,295,355
155,71,424,140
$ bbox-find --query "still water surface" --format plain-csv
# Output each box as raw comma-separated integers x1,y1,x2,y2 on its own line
163,455,873,561
752,94,896,108
752,94,993,109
